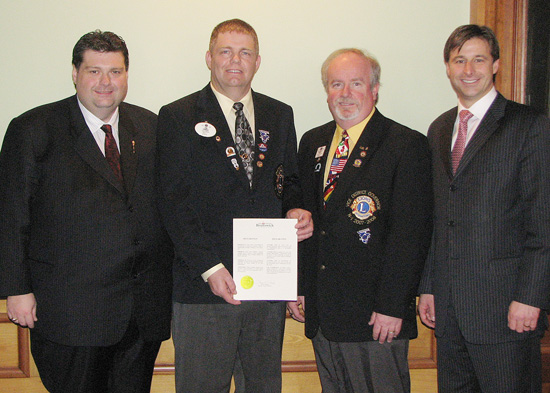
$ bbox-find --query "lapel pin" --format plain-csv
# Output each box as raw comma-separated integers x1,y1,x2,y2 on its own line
195,122,216,137
226,147,236,157
315,146,326,158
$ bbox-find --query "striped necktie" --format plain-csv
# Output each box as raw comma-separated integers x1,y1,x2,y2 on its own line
323,130,349,204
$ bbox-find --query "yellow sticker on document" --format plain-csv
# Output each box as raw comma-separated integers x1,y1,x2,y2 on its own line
241,276,254,289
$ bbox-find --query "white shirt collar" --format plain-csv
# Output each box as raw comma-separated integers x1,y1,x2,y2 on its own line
458,87,498,121
210,84,255,138
77,97,120,133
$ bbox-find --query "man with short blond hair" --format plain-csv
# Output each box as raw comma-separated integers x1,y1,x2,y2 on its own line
157,19,312,392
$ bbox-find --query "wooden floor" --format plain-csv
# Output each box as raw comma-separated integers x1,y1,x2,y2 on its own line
0,369,438,393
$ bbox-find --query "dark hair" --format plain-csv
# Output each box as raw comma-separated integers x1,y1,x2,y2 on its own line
209,19,259,54
72,30,129,70
444,24,500,63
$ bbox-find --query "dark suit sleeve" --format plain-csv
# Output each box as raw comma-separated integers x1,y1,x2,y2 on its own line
0,115,46,296
156,104,223,278
514,113,550,310
374,133,433,318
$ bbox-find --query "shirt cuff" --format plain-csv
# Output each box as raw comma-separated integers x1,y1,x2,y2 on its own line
201,263,225,282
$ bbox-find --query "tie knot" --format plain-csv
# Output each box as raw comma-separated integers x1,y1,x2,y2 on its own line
233,102,244,112
459,110,473,123
101,124,113,134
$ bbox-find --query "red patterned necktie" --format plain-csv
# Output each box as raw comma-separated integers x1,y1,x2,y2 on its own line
101,124,123,183
451,110,473,174
323,130,349,204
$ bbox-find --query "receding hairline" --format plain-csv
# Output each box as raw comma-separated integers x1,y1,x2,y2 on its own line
321,48,381,91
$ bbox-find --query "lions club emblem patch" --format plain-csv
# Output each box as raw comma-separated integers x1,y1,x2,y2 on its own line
346,190,381,225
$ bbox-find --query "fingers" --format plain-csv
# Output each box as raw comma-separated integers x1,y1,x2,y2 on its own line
207,269,241,305
369,312,402,343
286,209,314,242
286,301,305,323
418,294,436,329
508,301,540,333
7,294,37,328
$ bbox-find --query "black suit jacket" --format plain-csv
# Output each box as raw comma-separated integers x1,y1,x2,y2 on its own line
0,95,173,346
419,93,550,344
157,85,302,304
298,109,433,342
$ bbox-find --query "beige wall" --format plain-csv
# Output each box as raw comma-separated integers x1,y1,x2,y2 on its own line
0,0,469,140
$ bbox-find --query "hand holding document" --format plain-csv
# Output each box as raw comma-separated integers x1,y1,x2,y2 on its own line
233,218,298,301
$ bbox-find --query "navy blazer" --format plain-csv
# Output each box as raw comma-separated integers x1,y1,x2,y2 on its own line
419,93,550,344
298,109,433,342
0,95,173,346
157,85,302,304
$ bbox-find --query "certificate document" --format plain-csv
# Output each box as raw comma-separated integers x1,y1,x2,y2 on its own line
233,218,297,301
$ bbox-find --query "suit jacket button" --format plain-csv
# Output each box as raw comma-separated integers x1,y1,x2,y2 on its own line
320,264,326,270
133,239,141,245
447,220,455,227
248,198,255,204
320,230,327,236
450,185,457,191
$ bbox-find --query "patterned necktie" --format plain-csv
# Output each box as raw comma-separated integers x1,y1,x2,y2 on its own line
101,124,123,183
233,102,255,186
323,130,350,204
451,110,473,174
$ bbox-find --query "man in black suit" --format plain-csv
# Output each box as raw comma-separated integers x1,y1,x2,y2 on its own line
287,48,432,392
0,31,173,392
418,25,550,392
156,19,312,392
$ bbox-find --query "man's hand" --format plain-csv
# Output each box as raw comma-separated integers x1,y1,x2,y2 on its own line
207,268,241,305
7,293,37,328
508,301,540,333
287,296,305,322
286,208,313,242
369,312,402,343
418,294,436,329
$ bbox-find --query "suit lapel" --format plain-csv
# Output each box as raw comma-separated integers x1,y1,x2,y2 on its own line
312,123,337,213
436,108,456,180
119,104,138,195
454,94,507,177
68,96,126,196
197,86,251,190
251,91,272,188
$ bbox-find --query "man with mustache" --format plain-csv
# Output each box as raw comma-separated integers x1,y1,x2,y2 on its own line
288,48,432,392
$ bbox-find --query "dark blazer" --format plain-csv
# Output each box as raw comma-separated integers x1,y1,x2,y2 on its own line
298,109,433,342
419,93,550,344
0,95,173,346
157,85,302,304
